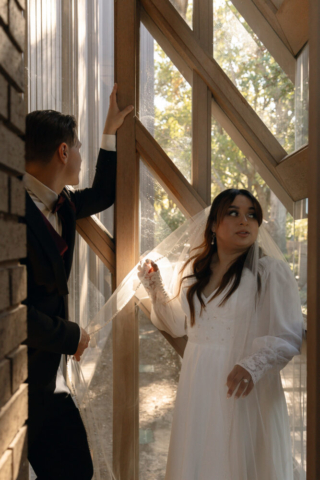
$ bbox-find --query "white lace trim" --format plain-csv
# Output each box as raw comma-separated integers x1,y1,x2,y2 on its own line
237,347,289,385
138,265,169,303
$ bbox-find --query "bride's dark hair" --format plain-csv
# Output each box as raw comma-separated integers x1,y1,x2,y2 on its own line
178,189,263,326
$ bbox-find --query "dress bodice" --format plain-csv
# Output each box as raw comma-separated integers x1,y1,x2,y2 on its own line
180,278,240,347
185,298,235,346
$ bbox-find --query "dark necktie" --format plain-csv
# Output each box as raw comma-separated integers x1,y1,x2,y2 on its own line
40,212,68,257
52,193,66,214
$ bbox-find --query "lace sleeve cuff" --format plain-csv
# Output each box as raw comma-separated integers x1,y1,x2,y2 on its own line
236,358,263,385
236,348,277,385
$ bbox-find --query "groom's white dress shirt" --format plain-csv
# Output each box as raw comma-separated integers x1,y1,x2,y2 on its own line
23,134,116,393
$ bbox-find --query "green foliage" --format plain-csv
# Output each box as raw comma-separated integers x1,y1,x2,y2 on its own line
211,117,271,219
151,1,297,235
154,43,192,181
153,181,185,245
150,1,305,272
150,41,191,240
214,0,295,153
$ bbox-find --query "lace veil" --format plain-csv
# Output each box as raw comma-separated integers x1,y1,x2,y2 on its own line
68,206,306,480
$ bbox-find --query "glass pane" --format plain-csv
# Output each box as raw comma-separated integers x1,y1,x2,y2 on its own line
139,162,185,478
139,307,181,480
69,243,114,477
169,0,193,29
213,0,295,153
295,44,309,149
69,240,113,329
89,321,113,479
27,0,62,112
140,23,192,182
96,0,115,237
282,199,307,472
211,112,292,255
140,161,186,255
292,200,308,320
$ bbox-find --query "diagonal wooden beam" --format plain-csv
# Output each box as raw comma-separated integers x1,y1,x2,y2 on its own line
276,145,309,202
76,215,115,275
140,6,193,85
192,0,213,205
136,119,207,217
251,0,294,54
211,98,295,213
141,3,308,205
276,0,309,56
229,0,296,82
141,0,287,175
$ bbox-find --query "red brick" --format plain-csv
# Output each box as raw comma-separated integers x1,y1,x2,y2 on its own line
10,177,25,216
0,123,25,173
8,426,27,480
0,449,12,480
0,359,11,409
9,0,24,52
0,172,8,213
9,265,26,305
0,0,8,25
0,383,27,459
0,268,10,309
0,75,8,119
0,27,23,91
0,220,26,262
0,306,26,358
7,346,27,394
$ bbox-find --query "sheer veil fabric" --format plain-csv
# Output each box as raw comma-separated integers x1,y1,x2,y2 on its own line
68,207,306,480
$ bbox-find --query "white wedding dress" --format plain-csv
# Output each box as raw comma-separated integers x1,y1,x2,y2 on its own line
144,256,304,480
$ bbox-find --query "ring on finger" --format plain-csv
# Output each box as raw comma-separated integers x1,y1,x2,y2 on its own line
242,378,249,384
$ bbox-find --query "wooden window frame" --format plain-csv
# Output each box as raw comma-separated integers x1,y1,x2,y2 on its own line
72,0,314,477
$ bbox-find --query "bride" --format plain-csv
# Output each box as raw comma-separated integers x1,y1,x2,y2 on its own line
138,188,304,480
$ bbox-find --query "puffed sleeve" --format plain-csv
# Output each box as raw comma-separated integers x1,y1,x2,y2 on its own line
236,257,304,384
151,295,187,338
139,264,187,338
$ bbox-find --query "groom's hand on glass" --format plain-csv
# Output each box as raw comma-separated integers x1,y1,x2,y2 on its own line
74,327,90,362
103,83,134,135
226,365,253,399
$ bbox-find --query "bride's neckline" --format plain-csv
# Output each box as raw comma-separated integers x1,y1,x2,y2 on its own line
202,286,219,302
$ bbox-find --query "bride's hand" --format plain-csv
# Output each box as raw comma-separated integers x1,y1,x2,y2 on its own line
137,259,163,300
226,365,253,399
137,259,159,278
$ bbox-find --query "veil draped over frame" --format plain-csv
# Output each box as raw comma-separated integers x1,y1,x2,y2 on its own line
68,206,306,480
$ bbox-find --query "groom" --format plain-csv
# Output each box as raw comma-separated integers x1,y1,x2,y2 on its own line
22,84,133,480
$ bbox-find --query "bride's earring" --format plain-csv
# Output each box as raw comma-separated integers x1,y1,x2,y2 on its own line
211,232,216,245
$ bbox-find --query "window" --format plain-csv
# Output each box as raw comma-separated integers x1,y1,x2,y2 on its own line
140,24,192,182
213,0,295,153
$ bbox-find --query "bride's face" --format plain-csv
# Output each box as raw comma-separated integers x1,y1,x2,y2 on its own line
213,195,259,251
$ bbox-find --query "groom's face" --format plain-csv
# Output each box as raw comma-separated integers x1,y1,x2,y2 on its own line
64,135,82,186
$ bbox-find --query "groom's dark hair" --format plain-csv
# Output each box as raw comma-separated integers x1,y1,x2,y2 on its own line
25,110,77,164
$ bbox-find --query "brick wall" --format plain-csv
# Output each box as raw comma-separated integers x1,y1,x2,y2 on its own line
0,1,28,479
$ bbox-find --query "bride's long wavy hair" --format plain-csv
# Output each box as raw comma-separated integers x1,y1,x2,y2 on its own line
179,189,263,326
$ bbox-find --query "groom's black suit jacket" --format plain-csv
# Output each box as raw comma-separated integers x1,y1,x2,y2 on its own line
22,149,116,394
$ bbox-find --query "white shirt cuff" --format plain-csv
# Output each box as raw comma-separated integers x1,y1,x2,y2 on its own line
101,134,116,152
